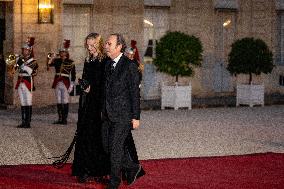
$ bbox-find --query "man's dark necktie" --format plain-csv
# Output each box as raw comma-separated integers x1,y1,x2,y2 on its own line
110,60,115,74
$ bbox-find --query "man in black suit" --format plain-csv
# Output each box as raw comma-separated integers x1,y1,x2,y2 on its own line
102,33,143,189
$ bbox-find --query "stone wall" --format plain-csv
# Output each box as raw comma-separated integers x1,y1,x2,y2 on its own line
93,0,144,55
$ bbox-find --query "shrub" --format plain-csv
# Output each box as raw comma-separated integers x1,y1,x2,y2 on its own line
227,37,274,84
153,31,203,83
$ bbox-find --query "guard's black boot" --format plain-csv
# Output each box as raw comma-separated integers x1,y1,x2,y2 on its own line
17,106,26,128
61,103,69,125
53,104,63,124
24,106,31,128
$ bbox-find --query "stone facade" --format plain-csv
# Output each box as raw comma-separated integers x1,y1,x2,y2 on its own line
1,0,283,106
146,0,284,98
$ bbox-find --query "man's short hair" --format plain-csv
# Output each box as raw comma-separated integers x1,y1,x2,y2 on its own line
111,33,127,53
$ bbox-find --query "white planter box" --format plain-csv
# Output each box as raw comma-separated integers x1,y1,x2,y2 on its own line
161,83,192,110
236,84,264,107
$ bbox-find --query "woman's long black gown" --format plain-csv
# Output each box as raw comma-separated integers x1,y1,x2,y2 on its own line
72,57,110,178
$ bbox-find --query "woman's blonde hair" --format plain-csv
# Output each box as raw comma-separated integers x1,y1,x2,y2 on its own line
85,33,105,61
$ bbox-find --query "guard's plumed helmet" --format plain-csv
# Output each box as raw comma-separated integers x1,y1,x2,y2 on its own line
59,39,71,52
22,37,35,57
22,44,32,50
125,47,135,55
22,37,35,50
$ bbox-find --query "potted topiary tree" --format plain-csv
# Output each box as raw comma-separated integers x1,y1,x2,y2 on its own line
153,31,203,110
227,37,274,107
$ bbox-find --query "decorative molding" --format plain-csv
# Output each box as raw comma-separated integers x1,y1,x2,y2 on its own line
144,0,171,7
63,0,93,5
214,0,239,10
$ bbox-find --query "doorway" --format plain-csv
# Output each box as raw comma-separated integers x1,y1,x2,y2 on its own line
213,10,236,93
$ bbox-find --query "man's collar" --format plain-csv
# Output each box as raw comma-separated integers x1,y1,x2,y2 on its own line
113,53,123,64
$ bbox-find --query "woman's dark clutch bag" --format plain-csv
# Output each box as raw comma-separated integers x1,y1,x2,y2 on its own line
69,79,89,96
78,78,90,91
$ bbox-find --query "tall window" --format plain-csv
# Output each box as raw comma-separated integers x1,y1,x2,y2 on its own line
276,11,284,66
143,8,169,58
142,7,169,99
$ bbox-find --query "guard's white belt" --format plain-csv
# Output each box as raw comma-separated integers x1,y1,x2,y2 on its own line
56,73,69,77
18,73,30,77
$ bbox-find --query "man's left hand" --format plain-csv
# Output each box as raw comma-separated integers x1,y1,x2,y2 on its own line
84,85,91,93
68,83,74,93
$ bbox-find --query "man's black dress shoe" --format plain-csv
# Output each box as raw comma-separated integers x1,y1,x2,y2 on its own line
136,167,145,179
78,174,89,183
122,166,145,182
94,176,109,184
106,184,118,189
126,164,142,185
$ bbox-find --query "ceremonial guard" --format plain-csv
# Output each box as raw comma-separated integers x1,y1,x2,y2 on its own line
15,37,38,128
47,40,76,125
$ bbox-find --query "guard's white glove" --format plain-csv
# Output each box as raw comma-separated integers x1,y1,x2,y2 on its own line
19,64,26,73
19,63,25,70
68,82,74,93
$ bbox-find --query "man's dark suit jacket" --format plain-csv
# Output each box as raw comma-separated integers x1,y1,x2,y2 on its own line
102,54,141,123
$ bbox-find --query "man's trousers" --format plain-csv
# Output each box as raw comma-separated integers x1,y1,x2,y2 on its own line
102,119,140,187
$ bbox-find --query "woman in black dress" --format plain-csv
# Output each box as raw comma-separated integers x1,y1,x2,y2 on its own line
72,33,110,183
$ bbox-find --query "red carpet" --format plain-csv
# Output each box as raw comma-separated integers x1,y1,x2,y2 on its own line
0,153,283,189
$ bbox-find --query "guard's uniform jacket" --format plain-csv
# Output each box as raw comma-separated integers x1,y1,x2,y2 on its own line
49,58,76,89
15,57,38,91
